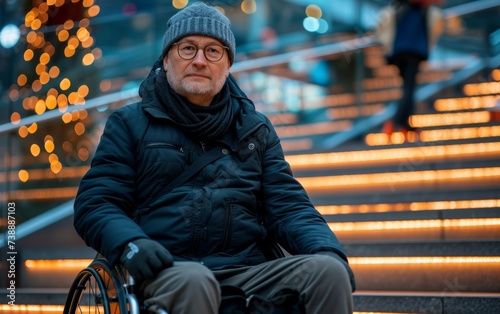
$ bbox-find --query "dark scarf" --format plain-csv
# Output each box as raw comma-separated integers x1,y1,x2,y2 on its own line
154,67,234,141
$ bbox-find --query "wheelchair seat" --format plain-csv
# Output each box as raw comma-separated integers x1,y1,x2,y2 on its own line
63,256,167,314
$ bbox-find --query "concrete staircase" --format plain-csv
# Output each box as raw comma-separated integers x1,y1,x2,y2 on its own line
2,52,500,314
287,66,500,313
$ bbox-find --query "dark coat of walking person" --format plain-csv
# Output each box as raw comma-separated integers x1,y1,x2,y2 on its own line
74,3,355,313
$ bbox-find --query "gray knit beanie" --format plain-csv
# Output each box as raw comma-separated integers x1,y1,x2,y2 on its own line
161,3,236,64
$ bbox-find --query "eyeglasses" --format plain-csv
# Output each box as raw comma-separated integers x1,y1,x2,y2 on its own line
173,42,228,62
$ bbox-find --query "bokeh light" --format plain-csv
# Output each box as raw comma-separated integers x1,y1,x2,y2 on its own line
303,17,319,33
0,24,21,49
10,112,21,124
306,4,322,19
241,0,257,14
30,144,41,157
18,170,29,182
172,0,189,9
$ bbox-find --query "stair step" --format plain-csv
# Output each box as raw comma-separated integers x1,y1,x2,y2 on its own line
7,288,68,305
329,207,500,222
299,166,500,196
344,240,500,292
353,291,500,314
351,262,500,292
14,247,96,289
327,208,500,242
311,189,500,205
344,239,500,256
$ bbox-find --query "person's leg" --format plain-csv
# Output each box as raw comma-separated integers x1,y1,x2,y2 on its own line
215,254,353,314
141,261,220,314
400,56,422,130
393,54,410,129
395,53,422,130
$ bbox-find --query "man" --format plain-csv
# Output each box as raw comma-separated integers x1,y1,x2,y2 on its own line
74,3,355,313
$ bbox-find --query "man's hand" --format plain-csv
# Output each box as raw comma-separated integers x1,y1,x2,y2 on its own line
120,238,174,282
316,251,357,292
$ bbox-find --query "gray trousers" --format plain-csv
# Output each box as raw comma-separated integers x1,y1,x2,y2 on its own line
142,254,353,314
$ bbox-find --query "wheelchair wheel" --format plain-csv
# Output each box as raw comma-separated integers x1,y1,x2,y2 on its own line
64,258,129,314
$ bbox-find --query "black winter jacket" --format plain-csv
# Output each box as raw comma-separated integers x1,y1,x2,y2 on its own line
74,73,347,269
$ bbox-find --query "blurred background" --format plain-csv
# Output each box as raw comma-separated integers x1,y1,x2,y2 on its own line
0,0,499,313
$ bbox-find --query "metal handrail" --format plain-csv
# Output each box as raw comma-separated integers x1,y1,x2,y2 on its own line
231,35,376,73
445,0,499,17
0,88,139,134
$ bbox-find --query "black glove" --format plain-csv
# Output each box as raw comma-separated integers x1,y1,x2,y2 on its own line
119,238,173,282
316,251,356,292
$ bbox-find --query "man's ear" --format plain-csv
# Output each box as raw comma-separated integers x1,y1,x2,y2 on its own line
163,55,168,71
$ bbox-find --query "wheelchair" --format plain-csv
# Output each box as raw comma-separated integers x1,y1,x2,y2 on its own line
63,256,167,314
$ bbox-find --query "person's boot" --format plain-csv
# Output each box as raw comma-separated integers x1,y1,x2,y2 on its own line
382,120,394,135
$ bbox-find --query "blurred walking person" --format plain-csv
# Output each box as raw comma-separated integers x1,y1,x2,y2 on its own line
376,0,444,135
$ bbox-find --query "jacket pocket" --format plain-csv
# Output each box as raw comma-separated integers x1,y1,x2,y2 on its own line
140,142,185,183
145,142,184,151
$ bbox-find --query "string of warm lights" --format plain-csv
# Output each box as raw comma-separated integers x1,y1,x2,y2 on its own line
9,0,101,177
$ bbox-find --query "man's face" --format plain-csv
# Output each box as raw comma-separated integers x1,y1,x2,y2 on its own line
163,35,231,106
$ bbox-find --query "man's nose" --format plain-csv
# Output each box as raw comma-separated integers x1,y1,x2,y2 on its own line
192,48,208,64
